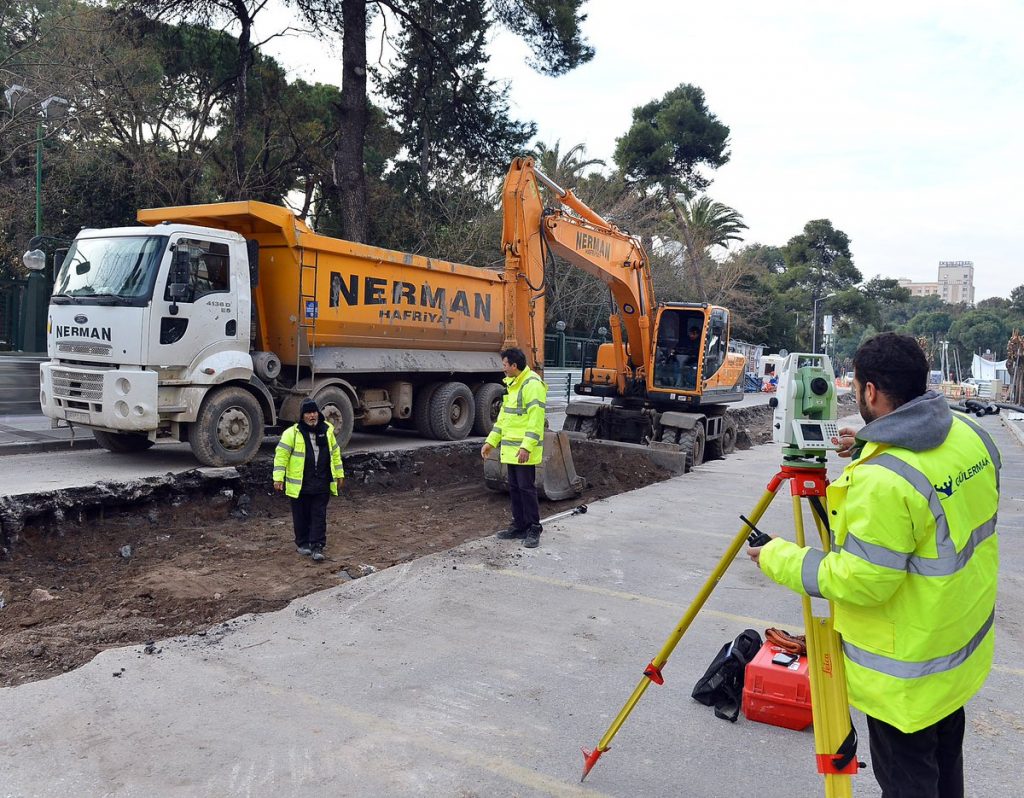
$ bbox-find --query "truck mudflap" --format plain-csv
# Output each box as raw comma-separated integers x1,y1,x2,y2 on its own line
483,430,585,500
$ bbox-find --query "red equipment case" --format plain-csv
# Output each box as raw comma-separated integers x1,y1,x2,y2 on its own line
741,642,813,731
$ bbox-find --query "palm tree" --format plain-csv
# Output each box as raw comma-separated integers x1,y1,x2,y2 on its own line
531,140,605,190
667,196,747,301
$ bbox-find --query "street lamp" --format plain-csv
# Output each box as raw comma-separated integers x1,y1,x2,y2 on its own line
4,85,68,236
812,293,836,354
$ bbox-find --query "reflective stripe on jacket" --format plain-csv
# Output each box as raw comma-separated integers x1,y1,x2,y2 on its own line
760,414,999,733
272,422,345,498
485,366,547,465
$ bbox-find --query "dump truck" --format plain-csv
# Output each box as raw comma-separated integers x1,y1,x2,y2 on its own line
39,200,553,465
499,157,747,469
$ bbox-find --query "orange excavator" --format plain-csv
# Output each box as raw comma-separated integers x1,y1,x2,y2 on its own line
501,156,747,469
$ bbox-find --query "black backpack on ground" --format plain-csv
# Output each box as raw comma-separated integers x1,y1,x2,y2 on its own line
691,629,763,722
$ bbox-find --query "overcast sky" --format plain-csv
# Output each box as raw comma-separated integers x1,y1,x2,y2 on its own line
260,0,1022,301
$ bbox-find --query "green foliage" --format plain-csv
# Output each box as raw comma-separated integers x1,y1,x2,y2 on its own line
613,83,730,194
491,0,594,76
376,0,535,193
948,310,1011,359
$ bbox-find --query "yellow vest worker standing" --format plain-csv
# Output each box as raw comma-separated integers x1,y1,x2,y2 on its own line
481,347,548,548
273,398,345,562
748,333,1000,798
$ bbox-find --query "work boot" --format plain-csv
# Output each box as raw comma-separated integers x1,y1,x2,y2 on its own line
496,526,526,540
296,545,312,556
311,547,325,562
523,525,542,549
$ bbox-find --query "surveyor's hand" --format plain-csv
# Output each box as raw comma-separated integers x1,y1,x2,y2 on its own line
336,478,344,491
834,426,859,458
747,543,768,568
517,447,530,464
480,443,494,460
273,481,283,491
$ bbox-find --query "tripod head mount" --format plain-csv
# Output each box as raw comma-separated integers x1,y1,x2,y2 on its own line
769,352,839,465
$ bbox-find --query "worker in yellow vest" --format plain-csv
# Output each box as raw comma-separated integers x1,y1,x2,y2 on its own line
273,398,345,562
481,347,548,548
748,333,1000,798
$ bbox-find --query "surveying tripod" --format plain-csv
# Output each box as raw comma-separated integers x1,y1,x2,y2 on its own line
581,457,861,797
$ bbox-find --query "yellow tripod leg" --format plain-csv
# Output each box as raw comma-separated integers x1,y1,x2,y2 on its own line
794,496,855,798
581,485,781,781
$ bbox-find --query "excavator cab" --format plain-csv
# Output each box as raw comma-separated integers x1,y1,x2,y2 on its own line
649,304,744,401
651,306,709,394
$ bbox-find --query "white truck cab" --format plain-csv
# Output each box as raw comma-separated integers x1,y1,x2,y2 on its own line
40,224,271,463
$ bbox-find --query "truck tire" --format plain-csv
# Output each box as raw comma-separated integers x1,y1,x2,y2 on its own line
413,382,441,439
314,386,355,448
705,416,737,460
472,382,505,437
678,423,706,471
429,381,475,441
92,429,155,453
189,386,264,467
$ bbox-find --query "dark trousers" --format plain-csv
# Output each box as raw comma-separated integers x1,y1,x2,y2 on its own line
290,492,330,549
507,464,541,531
867,707,965,798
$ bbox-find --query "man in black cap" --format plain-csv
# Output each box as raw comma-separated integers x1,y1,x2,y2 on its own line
273,398,345,561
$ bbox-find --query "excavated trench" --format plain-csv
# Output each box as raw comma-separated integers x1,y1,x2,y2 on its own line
0,404,778,687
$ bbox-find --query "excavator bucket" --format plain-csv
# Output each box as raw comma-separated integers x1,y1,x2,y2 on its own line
483,430,585,500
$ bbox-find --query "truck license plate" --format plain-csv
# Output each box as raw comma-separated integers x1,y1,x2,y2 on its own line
65,410,90,423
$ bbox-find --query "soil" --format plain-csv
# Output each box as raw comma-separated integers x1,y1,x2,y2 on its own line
0,437,701,687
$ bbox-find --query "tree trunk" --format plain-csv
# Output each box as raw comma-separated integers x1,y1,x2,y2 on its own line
231,2,253,199
334,0,369,242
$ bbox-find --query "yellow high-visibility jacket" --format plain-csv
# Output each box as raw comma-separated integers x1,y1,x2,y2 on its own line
273,422,345,498
485,366,547,466
760,392,1000,733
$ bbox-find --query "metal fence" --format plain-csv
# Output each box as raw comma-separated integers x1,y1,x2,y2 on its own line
0,280,27,352
543,333,604,368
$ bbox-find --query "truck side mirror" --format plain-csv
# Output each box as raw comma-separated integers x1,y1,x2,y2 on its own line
168,246,192,314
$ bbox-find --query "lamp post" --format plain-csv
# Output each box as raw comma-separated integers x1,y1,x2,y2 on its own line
4,85,68,236
554,320,567,367
811,293,836,354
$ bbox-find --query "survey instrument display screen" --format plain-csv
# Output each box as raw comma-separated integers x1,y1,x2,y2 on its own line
799,423,825,442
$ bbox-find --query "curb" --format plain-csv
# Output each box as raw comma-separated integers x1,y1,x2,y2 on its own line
1001,416,1024,449
0,438,100,457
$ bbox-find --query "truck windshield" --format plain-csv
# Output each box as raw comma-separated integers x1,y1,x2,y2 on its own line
53,235,167,303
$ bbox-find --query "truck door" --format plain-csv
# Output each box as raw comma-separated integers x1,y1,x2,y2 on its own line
149,237,237,367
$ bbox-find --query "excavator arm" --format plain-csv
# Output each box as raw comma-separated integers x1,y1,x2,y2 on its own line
501,156,656,388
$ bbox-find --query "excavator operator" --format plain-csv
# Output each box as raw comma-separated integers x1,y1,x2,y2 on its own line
656,318,702,390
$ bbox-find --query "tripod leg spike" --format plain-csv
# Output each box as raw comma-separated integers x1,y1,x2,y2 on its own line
580,746,606,782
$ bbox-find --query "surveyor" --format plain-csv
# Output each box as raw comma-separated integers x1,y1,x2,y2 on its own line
480,346,548,549
273,397,345,562
748,332,1000,798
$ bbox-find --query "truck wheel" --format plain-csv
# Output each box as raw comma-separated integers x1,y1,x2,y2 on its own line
472,383,504,437
92,429,155,453
678,424,706,471
189,386,264,466
429,381,475,441
413,382,441,438
314,386,354,448
705,416,737,460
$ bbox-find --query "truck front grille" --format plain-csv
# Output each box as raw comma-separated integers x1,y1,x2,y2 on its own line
51,367,105,402
57,342,112,356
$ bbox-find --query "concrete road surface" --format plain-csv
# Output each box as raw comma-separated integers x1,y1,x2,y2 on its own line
1,414,1021,797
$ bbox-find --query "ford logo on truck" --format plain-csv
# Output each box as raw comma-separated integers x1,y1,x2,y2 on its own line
74,314,88,324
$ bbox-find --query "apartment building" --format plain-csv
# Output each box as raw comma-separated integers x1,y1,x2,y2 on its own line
898,261,975,305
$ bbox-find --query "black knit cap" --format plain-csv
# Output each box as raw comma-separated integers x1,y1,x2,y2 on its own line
300,398,319,415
